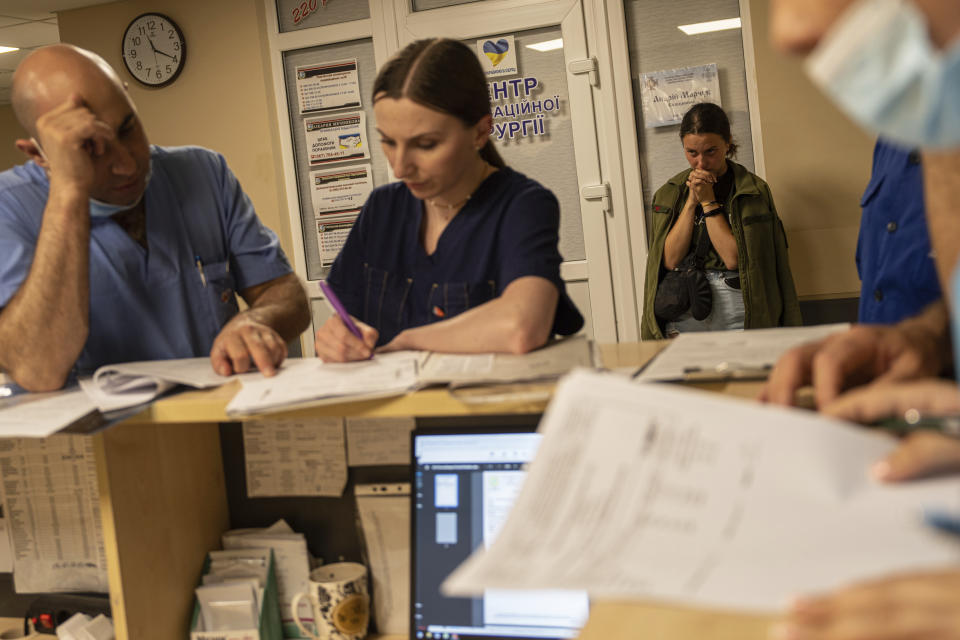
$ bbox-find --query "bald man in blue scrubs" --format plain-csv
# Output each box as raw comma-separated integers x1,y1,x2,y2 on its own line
0,45,310,391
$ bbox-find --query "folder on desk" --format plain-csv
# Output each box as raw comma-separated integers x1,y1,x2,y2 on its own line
634,324,849,383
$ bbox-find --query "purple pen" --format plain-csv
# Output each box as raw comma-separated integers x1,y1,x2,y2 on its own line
319,280,364,340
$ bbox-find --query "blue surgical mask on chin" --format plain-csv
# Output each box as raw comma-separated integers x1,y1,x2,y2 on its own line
88,158,153,218
805,0,960,149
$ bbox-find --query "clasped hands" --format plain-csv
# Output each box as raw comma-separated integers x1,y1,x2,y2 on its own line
686,168,717,206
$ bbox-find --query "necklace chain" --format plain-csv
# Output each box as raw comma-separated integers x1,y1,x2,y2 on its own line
426,161,491,210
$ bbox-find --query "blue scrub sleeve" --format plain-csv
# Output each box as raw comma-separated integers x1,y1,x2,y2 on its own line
495,185,565,291
211,153,292,291
0,191,42,309
495,183,582,336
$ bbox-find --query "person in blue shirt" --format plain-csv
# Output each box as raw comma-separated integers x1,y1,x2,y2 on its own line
0,45,310,391
314,38,583,362
856,139,940,324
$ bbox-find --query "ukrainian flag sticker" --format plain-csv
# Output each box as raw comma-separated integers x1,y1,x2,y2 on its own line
475,34,519,78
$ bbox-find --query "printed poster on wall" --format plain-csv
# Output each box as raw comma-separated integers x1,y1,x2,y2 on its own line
639,63,721,128
295,58,361,114
316,216,357,266
309,164,373,218
475,35,518,78
304,111,370,166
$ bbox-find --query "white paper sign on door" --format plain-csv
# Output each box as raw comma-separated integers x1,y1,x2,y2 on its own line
309,164,373,218
304,112,370,166
295,58,361,114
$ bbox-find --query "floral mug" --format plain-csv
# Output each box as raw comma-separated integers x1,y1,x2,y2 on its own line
291,562,369,640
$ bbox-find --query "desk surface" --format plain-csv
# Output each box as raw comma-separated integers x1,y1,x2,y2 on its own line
119,342,766,424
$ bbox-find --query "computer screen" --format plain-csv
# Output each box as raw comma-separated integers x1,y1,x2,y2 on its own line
411,429,589,640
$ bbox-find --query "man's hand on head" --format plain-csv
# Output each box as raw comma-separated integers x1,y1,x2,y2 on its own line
209,313,288,377
32,93,114,194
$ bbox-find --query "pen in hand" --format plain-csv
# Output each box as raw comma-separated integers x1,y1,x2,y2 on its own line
319,280,372,359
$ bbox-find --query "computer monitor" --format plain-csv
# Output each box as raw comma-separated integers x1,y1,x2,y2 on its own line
411,427,589,640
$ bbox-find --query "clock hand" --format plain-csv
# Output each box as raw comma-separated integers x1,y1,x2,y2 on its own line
146,36,160,66
153,48,176,60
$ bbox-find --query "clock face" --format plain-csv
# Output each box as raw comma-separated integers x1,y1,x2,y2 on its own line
121,13,186,87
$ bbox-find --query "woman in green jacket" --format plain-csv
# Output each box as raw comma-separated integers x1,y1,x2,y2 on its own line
641,103,801,340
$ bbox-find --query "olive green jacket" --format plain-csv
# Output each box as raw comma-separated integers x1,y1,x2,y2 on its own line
641,161,802,340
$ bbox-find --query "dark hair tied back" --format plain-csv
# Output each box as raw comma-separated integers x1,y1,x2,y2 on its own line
679,102,737,157
373,38,505,169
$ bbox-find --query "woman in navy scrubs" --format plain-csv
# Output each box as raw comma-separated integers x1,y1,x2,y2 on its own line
314,38,583,362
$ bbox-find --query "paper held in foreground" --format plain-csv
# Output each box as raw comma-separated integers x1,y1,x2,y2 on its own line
443,369,960,612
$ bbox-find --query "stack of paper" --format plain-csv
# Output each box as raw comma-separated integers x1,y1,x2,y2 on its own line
226,352,423,415
0,389,97,438
227,337,595,416
222,520,311,637
419,335,595,385
79,357,232,412
444,369,960,612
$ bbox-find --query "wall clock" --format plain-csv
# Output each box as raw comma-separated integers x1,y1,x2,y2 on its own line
121,13,186,88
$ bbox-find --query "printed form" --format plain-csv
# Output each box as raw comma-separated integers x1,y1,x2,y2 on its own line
0,389,96,437
243,417,347,497
444,369,960,612
227,353,423,415
345,418,415,466
0,436,108,593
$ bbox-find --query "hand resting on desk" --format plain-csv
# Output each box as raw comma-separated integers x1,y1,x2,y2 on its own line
759,303,950,408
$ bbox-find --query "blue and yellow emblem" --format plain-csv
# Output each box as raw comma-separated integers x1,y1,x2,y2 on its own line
482,39,510,66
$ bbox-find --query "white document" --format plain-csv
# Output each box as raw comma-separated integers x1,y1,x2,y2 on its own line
635,324,850,382
345,418,415,466
223,520,311,635
304,112,370,166
316,215,357,267
444,369,960,612
80,357,231,412
226,353,423,416
310,164,373,218
418,336,595,386
295,59,362,114
0,436,108,593
0,388,97,437
356,484,410,635
242,417,347,497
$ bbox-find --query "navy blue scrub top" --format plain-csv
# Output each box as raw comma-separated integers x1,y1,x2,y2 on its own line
327,167,583,346
856,139,940,324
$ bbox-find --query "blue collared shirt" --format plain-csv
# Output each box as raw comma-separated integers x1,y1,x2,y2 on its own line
0,145,292,375
856,139,940,323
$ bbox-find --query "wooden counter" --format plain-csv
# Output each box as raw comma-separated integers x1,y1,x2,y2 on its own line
82,342,773,639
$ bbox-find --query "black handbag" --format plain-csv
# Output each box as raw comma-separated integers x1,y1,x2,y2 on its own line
654,220,713,323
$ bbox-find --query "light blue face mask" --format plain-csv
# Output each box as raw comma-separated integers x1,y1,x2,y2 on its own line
31,137,152,218
805,0,960,150
88,159,152,218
